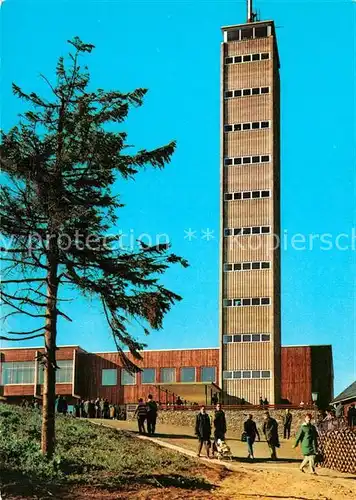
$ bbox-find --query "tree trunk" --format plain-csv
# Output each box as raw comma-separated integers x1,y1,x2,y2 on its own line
41,254,59,457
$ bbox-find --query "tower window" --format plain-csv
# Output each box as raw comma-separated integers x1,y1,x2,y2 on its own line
223,335,233,343
225,52,271,66
223,371,233,380
241,28,254,40
222,333,271,343
261,297,271,305
261,371,271,378
223,263,233,271
227,30,240,42
225,121,271,132
255,26,268,38
224,125,233,132
224,226,271,237
223,260,271,272
224,86,270,99
243,371,252,379
224,297,271,307
252,370,260,379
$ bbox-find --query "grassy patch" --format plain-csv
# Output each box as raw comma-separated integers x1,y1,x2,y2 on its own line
0,404,213,497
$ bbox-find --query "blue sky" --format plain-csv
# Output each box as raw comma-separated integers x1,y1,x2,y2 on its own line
1,0,355,395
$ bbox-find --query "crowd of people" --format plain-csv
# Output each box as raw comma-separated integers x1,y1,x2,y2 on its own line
55,396,126,420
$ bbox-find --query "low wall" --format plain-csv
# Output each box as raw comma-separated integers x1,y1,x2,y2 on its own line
127,407,310,439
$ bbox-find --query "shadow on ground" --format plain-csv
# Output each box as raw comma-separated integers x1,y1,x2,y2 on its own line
1,469,215,499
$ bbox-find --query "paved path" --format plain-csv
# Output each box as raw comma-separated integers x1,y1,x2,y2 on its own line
93,419,310,470
91,419,356,499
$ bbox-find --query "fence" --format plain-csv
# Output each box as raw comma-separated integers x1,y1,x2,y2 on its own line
317,419,356,474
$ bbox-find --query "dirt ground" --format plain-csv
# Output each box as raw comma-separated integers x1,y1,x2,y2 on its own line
91,419,356,500
26,464,355,500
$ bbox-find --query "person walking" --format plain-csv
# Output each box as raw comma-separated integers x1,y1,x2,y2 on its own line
283,408,293,439
244,414,260,461
147,394,158,436
212,403,227,456
263,411,279,460
294,413,318,474
195,406,212,458
134,398,148,434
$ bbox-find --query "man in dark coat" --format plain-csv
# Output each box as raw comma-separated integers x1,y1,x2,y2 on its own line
244,414,260,460
263,411,279,460
283,408,293,439
147,394,158,436
195,406,211,458
213,403,227,441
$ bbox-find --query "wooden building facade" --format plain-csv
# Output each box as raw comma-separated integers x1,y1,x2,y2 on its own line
0,344,333,407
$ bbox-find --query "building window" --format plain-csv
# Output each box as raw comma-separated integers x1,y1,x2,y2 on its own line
1,362,35,385
223,334,271,343
224,226,271,237
141,368,156,384
160,368,175,383
223,297,271,307
226,25,269,42
121,369,136,386
202,367,216,382
224,370,271,379
224,86,270,99
224,190,271,201
223,261,271,272
180,367,196,383
255,26,268,38
225,52,270,65
37,360,73,385
102,369,117,386
224,155,271,166
56,360,73,383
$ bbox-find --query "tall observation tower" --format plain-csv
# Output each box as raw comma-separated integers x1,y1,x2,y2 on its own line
219,1,281,404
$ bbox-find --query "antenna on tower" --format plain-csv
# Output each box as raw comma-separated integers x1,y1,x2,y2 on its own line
247,0,257,23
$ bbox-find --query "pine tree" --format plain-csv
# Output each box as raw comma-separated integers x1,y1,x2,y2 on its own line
0,37,188,457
